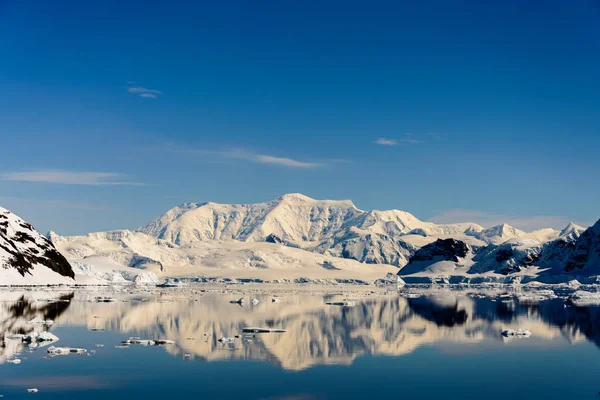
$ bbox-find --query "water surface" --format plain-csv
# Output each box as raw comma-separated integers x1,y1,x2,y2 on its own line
1,287,599,399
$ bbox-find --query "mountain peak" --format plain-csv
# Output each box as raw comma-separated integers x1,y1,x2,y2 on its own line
276,193,357,208
559,222,585,239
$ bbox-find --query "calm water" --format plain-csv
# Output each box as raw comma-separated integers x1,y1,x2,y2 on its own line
1,288,600,399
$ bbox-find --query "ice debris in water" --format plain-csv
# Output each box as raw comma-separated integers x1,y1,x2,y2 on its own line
47,346,87,355
22,332,59,344
122,339,155,346
27,317,53,326
501,329,531,338
325,300,356,307
241,327,287,333
568,291,600,306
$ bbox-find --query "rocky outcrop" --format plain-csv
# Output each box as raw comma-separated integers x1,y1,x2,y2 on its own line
0,207,74,282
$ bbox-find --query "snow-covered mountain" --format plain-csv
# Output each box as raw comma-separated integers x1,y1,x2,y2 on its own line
398,220,598,282
137,193,484,267
565,220,600,275
50,229,398,284
6,193,593,284
0,206,74,285
139,194,483,244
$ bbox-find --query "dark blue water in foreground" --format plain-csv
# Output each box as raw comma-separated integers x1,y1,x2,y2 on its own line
1,289,600,399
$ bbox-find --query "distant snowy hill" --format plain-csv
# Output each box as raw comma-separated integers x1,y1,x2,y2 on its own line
0,206,74,285
399,220,598,282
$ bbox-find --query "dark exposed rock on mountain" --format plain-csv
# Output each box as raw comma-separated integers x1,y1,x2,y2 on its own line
0,207,74,282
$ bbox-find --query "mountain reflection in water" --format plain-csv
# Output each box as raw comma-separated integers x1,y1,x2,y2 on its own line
2,288,600,370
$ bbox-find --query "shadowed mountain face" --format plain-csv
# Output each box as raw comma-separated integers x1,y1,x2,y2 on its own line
0,206,74,282
2,290,596,370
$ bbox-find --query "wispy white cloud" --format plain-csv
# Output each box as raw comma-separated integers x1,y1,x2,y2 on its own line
375,138,398,146
375,134,420,146
220,150,321,168
0,170,147,186
428,209,592,231
177,148,322,168
127,83,162,99
398,133,420,144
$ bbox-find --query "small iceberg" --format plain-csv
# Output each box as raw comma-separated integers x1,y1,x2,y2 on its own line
95,296,117,303
22,332,59,344
568,291,600,306
501,329,531,338
122,339,155,346
241,327,287,334
325,301,356,307
47,346,87,355
28,317,54,326
154,339,175,345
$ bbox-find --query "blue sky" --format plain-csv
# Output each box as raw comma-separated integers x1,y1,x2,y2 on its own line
1,0,599,235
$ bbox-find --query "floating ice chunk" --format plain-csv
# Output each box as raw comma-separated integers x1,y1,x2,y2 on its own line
154,339,175,345
22,332,59,344
122,339,155,346
241,327,287,334
501,329,531,338
95,296,117,303
47,346,87,355
568,291,600,306
325,301,356,307
27,317,53,325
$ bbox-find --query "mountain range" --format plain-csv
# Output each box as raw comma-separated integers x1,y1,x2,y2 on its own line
0,194,598,285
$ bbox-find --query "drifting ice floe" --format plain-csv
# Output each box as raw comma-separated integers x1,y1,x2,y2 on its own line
27,317,54,326
325,301,356,307
47,346,87,355
568,291,600,306
501,329,532,338
241,327,287,334
22,332,59,344
94,296,117,303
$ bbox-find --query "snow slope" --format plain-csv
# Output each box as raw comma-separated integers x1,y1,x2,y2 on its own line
0,206,74,285
51,229,398,283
